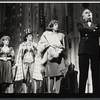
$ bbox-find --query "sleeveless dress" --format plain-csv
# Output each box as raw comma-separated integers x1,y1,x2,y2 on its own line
0,47,14,84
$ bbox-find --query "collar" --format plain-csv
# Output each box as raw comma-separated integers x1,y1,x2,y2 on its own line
87,22,91,27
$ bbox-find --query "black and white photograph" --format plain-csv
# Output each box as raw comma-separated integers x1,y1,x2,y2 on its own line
0,2,100,97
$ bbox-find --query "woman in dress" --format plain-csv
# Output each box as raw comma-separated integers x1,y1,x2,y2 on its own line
0,35,15,93
15,32,36,93
37,20,66,93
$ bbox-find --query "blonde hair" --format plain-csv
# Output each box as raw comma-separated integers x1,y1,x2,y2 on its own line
0,35,10,46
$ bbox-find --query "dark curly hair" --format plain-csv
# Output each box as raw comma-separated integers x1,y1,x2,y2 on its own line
46,20,59,31
23,32,33,41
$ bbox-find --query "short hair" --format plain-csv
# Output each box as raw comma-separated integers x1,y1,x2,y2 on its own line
82,9,92,17
0,35,10,46
23,32,33,41
46,20,59,31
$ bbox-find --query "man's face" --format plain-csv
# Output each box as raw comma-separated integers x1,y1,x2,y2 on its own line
82,9,93,22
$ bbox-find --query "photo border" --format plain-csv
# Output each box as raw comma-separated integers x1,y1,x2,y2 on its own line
0,1,100,99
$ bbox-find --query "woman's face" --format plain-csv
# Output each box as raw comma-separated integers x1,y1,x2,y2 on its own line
52,23,59,31
3,39,9,46
26,34,33,41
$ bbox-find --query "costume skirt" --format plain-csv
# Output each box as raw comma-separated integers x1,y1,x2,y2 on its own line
0,60,13,83
33,57,43,81
45,57,65,77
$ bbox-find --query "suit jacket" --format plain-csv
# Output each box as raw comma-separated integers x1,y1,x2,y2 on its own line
77,21,100,55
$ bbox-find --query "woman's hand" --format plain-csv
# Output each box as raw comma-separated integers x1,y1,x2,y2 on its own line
40,65,45,74
2,57,7,61
57,45,65,49
47,43,52,47
12,64,17,69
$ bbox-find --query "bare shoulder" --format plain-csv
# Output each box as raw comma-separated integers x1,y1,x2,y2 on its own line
43,31,51,35
58,32,65,38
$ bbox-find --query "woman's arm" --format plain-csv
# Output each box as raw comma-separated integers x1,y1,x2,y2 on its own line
16,44,23,65
62,35,65,49
57,33,65,49
37,32,50,53
10,47,15,58
9,47,15,65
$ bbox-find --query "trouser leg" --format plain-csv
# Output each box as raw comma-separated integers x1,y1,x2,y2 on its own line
91,55,100,93
79,55,89,93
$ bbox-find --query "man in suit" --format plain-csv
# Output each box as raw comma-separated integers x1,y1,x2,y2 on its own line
77,9,100,93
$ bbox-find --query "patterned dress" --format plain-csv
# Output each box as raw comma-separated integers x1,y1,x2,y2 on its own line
15,42,36,81
33,55,44,81
0,47,14,84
